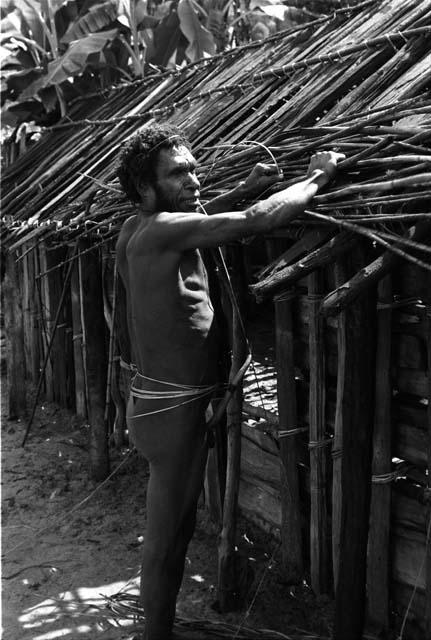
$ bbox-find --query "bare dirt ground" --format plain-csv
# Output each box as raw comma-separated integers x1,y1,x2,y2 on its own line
2,376,333,640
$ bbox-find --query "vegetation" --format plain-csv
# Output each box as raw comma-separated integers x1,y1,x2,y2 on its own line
0,0,314,126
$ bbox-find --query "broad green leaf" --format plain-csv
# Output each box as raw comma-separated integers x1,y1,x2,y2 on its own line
20,28,118,98
61,1,118,43
177,0,215,61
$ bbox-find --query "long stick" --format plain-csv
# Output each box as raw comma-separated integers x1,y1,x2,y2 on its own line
304,210,431,272
22,243,78,446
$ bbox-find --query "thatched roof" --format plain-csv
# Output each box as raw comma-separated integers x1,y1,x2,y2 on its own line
2,0,431,275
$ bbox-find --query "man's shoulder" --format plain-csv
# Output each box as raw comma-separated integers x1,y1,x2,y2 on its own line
117,214,138,242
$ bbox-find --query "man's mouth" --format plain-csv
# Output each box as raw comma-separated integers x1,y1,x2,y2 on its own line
183,196,200,205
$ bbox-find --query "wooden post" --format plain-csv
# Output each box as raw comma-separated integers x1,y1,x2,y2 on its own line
21,246,39,384
308,271,330,595
425,273,431,638
275,292,303,583
80,246,109,481
217,244,248,611
4,250,27,418
38,244,54,402
332,260,346,589
45,247,71,407
70,250,87,418
217,307,247,611
367,275,393,633
114,272,132,444
333,247,376,640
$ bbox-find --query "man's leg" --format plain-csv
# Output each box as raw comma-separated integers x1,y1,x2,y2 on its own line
138,415,209,640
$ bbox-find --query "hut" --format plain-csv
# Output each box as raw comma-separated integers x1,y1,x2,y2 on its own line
2,0,431,638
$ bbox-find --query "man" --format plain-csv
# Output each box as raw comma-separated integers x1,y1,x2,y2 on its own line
116,123,343,640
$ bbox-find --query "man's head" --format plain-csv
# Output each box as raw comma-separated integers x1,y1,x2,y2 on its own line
117,124,200,212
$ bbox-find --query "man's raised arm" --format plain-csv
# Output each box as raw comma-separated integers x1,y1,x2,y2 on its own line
203,163,283,214
151,152,344,251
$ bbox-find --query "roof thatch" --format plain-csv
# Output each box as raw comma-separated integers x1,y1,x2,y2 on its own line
2,0,431,275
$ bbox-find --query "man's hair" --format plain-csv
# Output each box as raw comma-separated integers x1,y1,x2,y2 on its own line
117,123,191,203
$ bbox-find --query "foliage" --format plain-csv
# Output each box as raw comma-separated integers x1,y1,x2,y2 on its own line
0,0,314,126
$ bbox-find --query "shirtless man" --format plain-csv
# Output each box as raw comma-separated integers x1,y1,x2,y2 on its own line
116,123,343,640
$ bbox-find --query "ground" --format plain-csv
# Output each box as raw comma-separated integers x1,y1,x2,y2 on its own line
2,377,333,640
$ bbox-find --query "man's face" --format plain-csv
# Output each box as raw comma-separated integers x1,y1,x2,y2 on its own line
153,145,200,213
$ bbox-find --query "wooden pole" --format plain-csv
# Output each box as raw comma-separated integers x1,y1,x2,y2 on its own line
4,250,27,419
21,245,38,384
80,245,110,481
22,245,77,446
265,234,303,584
332,260,347,589
275,291,303,583
217,245,248,611
70,248,87,418
425,272,431,638
38,244,54,402
114,273,132,445
333,246,377,640
367,275,392,633
321,222,431,317
308,271,330,595
45,247,70,407
217,305,247,611
252,232,356,302
203,249,229,528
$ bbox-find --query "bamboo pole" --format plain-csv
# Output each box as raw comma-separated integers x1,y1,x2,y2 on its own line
367,275,393,633
308,271,330,595
4,250,27,419
79,245,110,481
333,244,377,640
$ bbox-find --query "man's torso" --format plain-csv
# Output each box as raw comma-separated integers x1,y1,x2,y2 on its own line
117,214,219,387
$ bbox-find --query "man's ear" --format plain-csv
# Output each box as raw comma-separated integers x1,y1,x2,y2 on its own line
136,178,156,210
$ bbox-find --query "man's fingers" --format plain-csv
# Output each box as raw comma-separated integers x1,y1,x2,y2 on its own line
254,163,284,179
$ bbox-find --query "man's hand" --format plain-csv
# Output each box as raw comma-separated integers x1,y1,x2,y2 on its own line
307,151,346,188
240,163,284,198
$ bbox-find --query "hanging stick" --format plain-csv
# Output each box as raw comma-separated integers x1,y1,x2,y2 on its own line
104,263,118,422
21,243,78,446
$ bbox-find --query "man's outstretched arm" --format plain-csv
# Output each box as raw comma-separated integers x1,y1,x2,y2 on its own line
203,163,283,214
150,152,344,251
